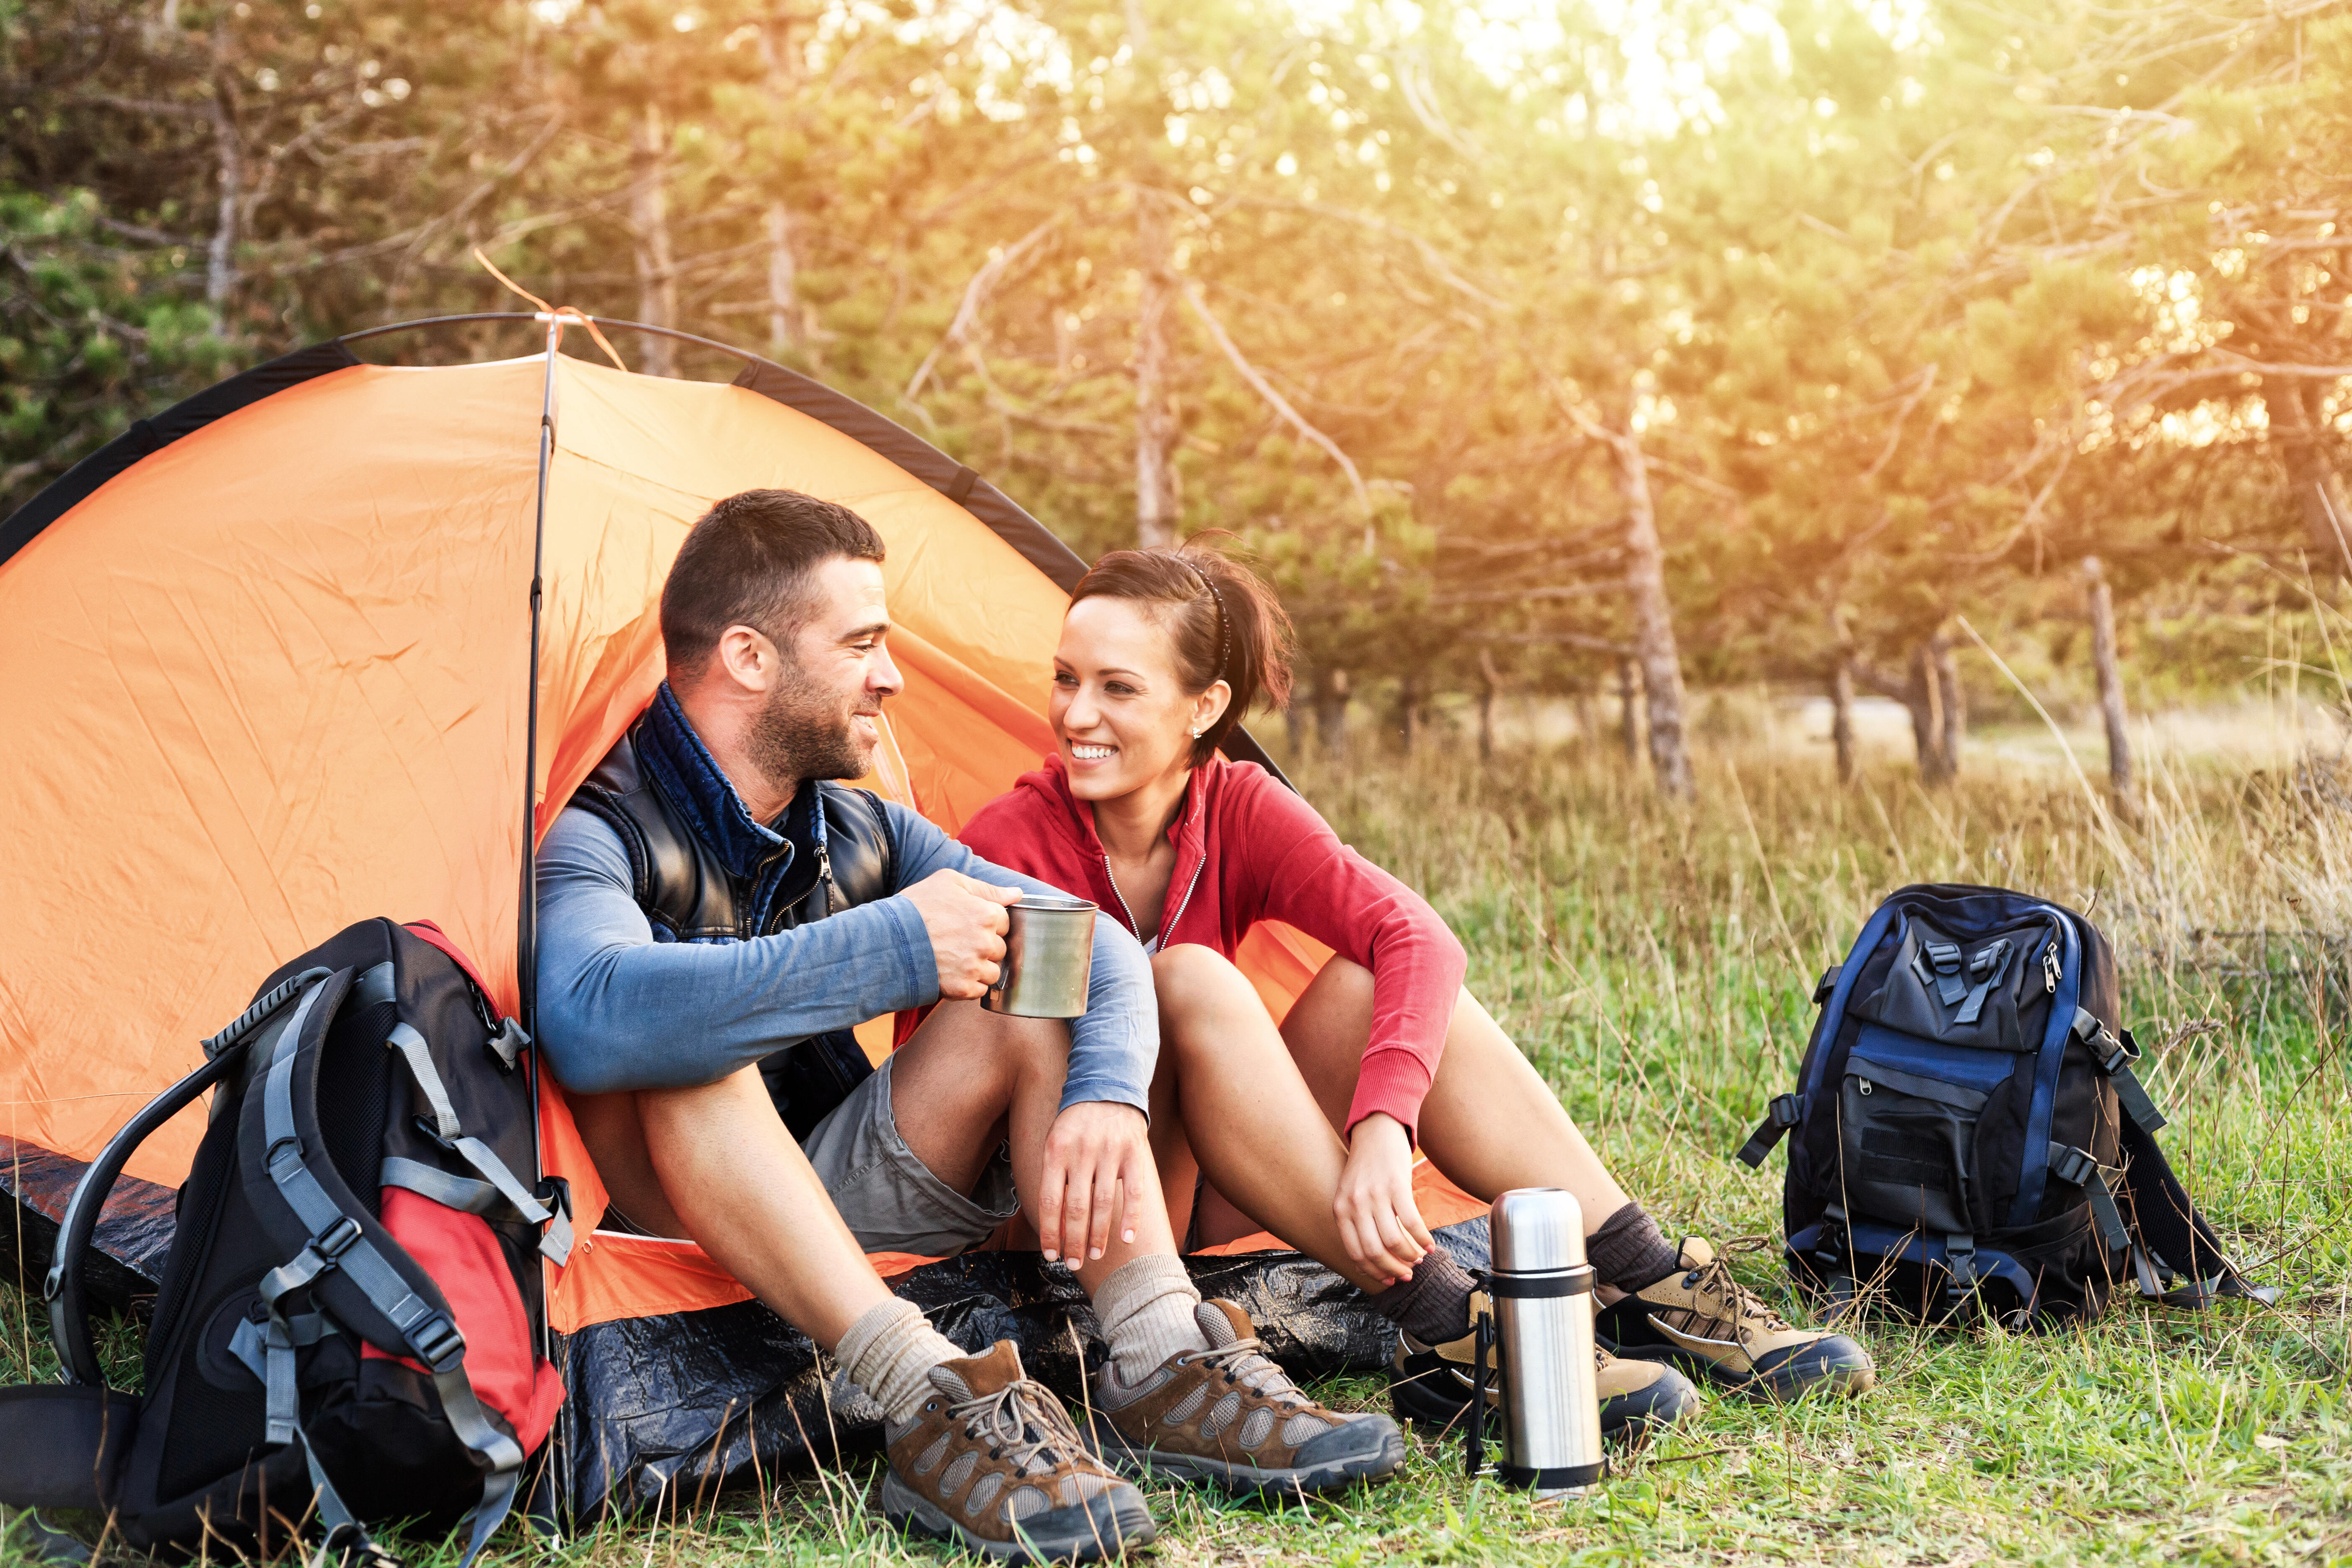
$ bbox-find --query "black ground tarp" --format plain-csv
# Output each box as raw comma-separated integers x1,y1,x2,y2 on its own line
549,1220,1491,1518
1,1133,177,1317
3,1134,1485,1520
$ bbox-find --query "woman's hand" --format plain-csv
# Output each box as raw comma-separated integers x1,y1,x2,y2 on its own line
1037,1101,1152,1265
1335,1113,1434,1288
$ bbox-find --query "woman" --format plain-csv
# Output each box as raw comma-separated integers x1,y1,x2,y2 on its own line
960,544,1875,1436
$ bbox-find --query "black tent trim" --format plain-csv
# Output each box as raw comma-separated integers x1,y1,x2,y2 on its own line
0,314,1287,781
0,340,364,567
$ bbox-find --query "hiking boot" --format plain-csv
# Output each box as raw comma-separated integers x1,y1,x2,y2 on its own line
1085,1300,1407,1496
880,1341,1155,1564
1595,1236,1876,1399
1388,1289,1701,1441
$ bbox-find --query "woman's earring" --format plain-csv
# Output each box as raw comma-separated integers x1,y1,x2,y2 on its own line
1189,726,1204,738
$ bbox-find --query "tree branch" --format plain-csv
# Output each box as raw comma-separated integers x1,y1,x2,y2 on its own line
1180,279,1372,517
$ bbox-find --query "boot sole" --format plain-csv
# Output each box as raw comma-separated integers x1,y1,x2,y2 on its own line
878,1470,1156,1564
1613,1341,1878,1400
1088,1421,1408,1498
1390,1363,1699,1441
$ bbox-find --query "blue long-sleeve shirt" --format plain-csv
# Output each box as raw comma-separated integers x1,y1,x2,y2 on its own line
533,713,1156,1117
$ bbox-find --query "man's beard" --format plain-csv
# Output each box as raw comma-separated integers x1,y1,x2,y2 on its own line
745,674,875,800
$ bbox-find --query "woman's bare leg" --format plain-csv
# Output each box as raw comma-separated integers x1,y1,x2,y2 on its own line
1280,957,1633,1227
1147,944,1408,1292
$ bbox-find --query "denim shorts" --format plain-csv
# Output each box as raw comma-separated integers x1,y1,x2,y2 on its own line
799,1053,1021,1257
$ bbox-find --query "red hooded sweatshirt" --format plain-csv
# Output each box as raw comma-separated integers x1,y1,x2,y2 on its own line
958,754,1467,1141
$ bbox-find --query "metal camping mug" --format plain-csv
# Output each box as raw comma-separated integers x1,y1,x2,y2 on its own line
1475,1187,1607,1498
980,895,1097,1019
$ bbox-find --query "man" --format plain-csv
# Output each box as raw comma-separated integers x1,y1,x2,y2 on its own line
535,490,1404,1565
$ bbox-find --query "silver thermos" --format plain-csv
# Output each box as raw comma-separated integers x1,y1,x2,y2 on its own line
1466,1187,1607,1497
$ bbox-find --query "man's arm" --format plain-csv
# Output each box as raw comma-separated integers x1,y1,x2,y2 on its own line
534,809,938,1095
886,803,1158,1118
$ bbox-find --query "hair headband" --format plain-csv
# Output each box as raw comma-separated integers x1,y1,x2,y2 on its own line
1185,559,1230,685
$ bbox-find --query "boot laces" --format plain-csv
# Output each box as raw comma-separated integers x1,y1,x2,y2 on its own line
1684,1241,1792,1345
1188,1334,1310,1414
950,1379,1091,1476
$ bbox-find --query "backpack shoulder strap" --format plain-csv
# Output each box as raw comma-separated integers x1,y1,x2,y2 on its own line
239,971,528,1567
2117,1114,2276,1307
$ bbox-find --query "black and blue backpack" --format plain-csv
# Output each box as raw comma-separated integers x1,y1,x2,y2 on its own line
1736,884,2271,1329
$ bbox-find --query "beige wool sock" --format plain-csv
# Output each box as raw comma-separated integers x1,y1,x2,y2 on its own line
836,1297,964,1426
1093,1252,1212,1385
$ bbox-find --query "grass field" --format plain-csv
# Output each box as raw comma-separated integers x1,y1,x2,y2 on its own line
6,714,2348,1566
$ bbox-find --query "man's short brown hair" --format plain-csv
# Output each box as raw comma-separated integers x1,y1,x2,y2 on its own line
660,489,886,678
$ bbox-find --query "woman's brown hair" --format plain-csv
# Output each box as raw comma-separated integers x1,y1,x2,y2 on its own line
1068,538,1294,767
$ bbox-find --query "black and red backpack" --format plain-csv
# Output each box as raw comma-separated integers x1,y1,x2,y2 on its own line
0,918,569,1565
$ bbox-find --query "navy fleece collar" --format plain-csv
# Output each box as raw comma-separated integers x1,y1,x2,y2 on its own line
636,683,819,900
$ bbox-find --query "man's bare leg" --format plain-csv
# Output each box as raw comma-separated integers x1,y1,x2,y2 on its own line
568,1073,892,1348
886,1000,1179,1295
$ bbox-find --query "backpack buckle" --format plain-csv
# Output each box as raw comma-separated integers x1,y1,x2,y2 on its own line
2049,1144,2097,1190
1734,1094,1805,1168
314,1215,364,1261
485,1017,531,1073
1942,1234,1981,1321
411,1312,466,1371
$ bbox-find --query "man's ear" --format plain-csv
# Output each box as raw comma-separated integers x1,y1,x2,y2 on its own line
712,624,779,694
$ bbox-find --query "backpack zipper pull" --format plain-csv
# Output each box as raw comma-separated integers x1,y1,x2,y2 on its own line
2043,946,2060,994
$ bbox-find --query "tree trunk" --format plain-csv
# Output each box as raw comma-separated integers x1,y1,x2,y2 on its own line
1313,665,1348,757
1134,196,1180,548
763,203,800,352
1831,654,1857,784
1575,687,1598,751
1477,648,1501,762
1854,646,1953,784
759,9,804,356
1609,418,1694,797
203,75,241,314
2267,376,2352,573
1393,673,1420,753
1903,640,1953,785
2085,557,2137,823
1617,657,1641,762
629,101,678,378
1933,635,1965,782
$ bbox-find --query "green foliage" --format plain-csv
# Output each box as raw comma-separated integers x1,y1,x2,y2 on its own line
2,0,2346,723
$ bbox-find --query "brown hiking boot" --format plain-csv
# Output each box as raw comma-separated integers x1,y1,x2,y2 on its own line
1595,1236,1877,1399
1390,1289,1701,1440
879,1341,1155,1564
1085,1301,1407,1496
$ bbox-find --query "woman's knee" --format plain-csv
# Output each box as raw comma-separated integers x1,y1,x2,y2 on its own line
1150,943,1273,1050
1150,943,1254,1013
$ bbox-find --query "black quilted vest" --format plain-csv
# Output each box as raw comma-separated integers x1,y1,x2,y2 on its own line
568,715,898,1140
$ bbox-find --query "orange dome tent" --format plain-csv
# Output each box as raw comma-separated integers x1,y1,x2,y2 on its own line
0,316,1484,1510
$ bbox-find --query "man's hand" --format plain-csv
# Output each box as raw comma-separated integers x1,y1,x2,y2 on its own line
1336,1112,1433,1287
1036,1101,1151,1265
901,869,1021,999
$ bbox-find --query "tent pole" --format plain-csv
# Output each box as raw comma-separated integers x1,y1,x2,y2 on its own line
521,319,558,1036
522,316,564,1529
